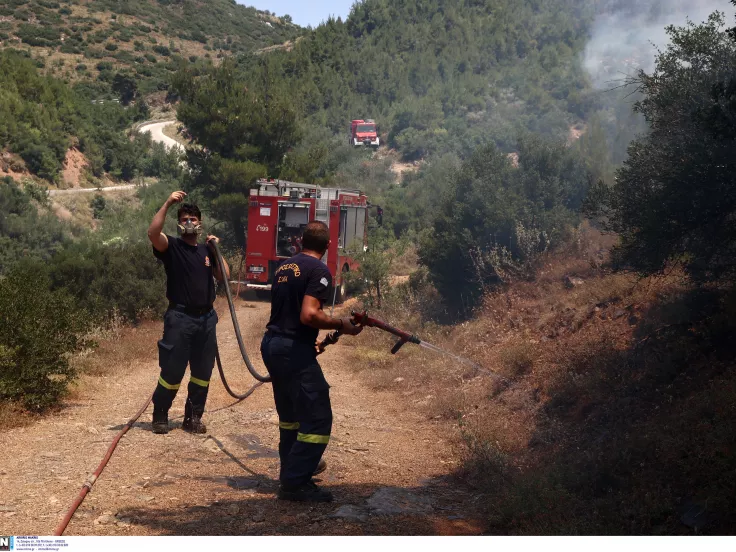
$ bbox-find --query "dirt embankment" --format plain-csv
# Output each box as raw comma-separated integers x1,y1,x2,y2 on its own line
61,148,89,189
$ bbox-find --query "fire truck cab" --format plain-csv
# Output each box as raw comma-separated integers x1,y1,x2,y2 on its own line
350,119,380,148
242,179,368,303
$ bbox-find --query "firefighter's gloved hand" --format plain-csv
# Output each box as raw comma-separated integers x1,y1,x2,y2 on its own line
340,317,363,336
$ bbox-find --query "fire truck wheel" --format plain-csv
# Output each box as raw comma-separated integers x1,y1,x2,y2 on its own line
334,265,349,304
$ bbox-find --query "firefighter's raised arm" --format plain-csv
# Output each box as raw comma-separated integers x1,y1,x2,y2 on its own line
148,191,186,252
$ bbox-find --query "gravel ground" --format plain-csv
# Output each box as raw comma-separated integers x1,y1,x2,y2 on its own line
0,300,483,536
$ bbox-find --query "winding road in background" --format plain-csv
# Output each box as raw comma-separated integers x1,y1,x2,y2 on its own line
49,184,137,196
48,120,182,196
138,119,182,152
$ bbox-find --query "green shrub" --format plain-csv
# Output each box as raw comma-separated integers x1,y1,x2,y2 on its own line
104,42,118,51
419,138,589,312
90,194,106,219
0,180,68,274
97,69,113,82
601,14,736,285
14,9,31,22
113,50,135,63
60,42,82,54
0,263,90,411
84,48,105,59
47,240,168,323
118,29,133,42
23,181,50,206
142,141,183,179
191,30,207,43
16,23,61,47
15,143,60,181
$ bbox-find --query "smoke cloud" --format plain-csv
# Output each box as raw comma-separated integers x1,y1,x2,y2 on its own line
584,0,736,87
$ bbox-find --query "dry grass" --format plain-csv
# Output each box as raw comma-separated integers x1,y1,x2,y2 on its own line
350,223,736,534
391,243,419,277
0,401,40,431
50,187,139,229
72,320,160,379
51,194,96,228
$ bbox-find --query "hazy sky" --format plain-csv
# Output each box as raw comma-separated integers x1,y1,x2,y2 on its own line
239,1,355,27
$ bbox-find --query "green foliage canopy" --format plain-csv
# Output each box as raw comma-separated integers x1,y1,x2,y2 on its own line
599,12,736,284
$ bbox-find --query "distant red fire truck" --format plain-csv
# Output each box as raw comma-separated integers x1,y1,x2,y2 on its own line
241,179,368,303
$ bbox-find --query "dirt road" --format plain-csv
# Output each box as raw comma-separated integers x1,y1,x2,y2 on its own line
138,120,182,152
49,185,138,196
0,300,481,536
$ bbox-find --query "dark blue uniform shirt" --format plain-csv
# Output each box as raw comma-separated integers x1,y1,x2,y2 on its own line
266,253,332,344
153,235,216,309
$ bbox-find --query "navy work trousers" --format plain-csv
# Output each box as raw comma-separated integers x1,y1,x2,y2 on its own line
153,308,218,419
260,332,333,489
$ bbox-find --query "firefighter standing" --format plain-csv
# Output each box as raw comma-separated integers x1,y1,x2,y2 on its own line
261,221,362,502
147,191,230,435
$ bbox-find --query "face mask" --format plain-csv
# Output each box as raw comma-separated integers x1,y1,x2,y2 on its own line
177,219,203,237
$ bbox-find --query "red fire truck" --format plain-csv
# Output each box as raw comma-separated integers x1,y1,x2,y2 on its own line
241,179,369,303
350,119,380,148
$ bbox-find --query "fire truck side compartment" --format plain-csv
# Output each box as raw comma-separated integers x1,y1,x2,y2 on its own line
243,179,367,291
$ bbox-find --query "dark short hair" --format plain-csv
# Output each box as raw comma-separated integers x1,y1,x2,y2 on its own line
178,203,201,220
301,221,330,253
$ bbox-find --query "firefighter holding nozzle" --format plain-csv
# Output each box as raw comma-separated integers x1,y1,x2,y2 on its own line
261,221,363,502
147,191,230,435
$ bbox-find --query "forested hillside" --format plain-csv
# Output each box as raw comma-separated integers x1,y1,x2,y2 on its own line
0,0,301,186
0,50,152,183
0,0,298,92
173,0,618,258
232,0,600,160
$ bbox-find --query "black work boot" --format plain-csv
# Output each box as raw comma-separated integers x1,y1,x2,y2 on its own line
314,459,327,476
152,409,169,434
278,481,333,503
182,416,207,434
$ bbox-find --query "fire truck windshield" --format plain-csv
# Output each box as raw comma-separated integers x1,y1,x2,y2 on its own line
356,124,375,133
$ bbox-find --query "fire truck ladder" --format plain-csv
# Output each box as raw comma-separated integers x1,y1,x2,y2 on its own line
315,197,330,225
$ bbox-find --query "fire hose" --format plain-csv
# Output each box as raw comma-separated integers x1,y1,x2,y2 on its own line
54,239,268,536
318,311,500,381
318,311,420,355
211,239,272,387
55,244,490,534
